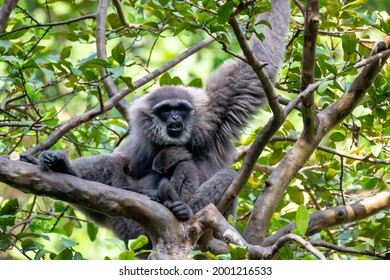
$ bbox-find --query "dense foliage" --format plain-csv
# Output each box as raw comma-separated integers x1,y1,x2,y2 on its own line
0,0,389,260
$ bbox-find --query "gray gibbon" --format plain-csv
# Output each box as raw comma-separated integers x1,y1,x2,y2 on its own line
18,0,291,246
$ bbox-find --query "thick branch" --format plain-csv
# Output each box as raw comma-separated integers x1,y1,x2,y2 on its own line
0,157,191,259
323,36,390,125
0,0,19,32
300,0,319,141
264,189,390,246
243,36,390,245
192,204,248,247
218,79,316,212
193,205,325,260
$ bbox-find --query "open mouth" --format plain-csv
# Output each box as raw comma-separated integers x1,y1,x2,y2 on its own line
167,122,183,137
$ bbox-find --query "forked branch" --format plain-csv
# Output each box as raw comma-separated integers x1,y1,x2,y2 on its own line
243,35,390,245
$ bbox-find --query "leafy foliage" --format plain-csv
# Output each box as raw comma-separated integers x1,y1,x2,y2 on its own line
0,0,389,259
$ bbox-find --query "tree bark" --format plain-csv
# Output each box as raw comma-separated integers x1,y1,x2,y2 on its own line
263,189,390,246
244,35,390,245
0,0,19,32
0,157,192,259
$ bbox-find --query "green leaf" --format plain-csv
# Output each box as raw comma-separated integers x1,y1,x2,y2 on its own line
54,201,65,213
87,222,99,242
25,83,41,102
325,168,338,181
278,245,294,260
361,177,379,189
35,249,53,260
119,76,133,88
0,40,11,53
39,66,55,79
188,78,203,88
109,66,124,78
159,72,172,86
119,250,136,260
0,215,16,231
54,248,73,260
63,222,74,236
352,105,371,117
329,131,346,142
296,205,309,236
287,186,304,205
217,2,234,24
0,199,19,215
61,237,79,248
318,81,332,94
171,76,183,85
158,0,169,6
112,42,126,64
105,238,127,251
228,244,248,260
60,46,72,60
187,250,220,260
107,13,122,29
21,239,44,252
342,33,357,56
342,0,366,10
79,58,109,69
73,252,85,260
202,0,217,10
129,235,149,251
370,144,382,157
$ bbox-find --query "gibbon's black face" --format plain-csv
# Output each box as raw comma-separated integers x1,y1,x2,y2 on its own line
153,100,193,138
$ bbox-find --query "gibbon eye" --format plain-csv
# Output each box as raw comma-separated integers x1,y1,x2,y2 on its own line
177,105,186,112
160,105,171,113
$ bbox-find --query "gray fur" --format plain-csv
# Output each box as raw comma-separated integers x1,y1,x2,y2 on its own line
32,0,290,246
153,146,201,204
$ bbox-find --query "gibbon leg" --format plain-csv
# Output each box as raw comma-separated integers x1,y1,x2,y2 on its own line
188,169,237,217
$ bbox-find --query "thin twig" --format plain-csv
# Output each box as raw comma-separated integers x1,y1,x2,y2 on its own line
310,240,387,259
0,14,96,37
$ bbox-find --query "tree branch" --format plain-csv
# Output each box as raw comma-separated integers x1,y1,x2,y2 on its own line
96,0,130,123
264,189,390,246
270,136,390,165
243,36,390,245
310,240,387,259
112,0,130,28
275,234,326,260
228,15,283,119
324,36,390,125
0,0,19,32
0,13,96,38
300,0,319,141
292,0,305,16
0,157,192,259
218,76,316,213
0,157,331,260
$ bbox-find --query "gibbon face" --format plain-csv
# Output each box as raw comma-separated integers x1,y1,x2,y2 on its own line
152,99,193,138
130,86,200,146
